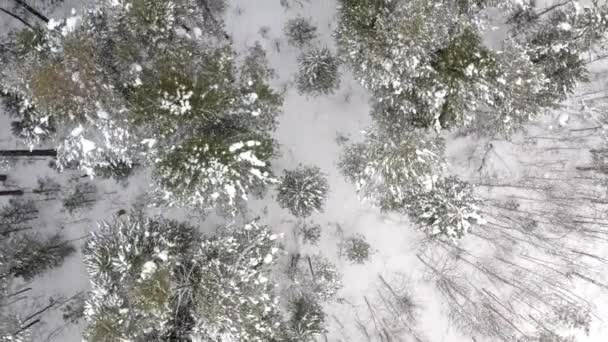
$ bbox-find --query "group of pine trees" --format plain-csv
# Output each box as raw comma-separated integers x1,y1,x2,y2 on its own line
336,0,608,240
1,0,608,341
0,0,334,340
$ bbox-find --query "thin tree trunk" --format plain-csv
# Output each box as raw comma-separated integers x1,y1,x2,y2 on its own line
7,288,32,298
21,300,56,324
1,227,33,236
576,166,607,172
535,0,573,18
0,149,56,157
306,256,316,281
0,190,24,196
0,7,34,29
12,0,48,23
12,319,39,336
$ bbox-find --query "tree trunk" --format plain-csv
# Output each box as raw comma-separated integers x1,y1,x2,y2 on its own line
12,319,39,336
12,0,49,23
576,166,608,172
0,149,56,157
1,226,32,236
0,7,34,29
534,0,573,18
0,190,24,196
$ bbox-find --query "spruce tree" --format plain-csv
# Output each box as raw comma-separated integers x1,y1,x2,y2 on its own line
339,126,445,211
522,1,608,98
277,166,329,218
82,214,286,341
405,176,483,241
284,17,317,48
1,0,282,214
336,0,552,133
296,47,340,96
8,233,76,281
286,295,325,342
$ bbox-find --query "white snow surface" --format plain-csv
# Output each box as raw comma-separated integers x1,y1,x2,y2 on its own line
1,1,608,342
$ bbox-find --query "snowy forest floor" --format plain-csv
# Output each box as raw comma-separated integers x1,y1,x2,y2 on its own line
3,0,608,341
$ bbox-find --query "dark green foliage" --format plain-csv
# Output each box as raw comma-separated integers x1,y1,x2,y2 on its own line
337,0,386,40
2,90,54,142
127,46,236,135
8,233,75,280
431,28,496,128
338,127,445,211
0,198,38,233
336,0,559,133
527,11,590,98
83,214,199,341
277,166,329,218
284,17,318,47
296,47,340,96
298,222,321,245
432,28,494,82
62,293,86,324
191,222,285,340
506,6,540,33
405,176,481,240
154,132,275,211
1,0,282,210
237,43,283,132
340,234,372,264
83,215,286,341
524,2,608,98
286,296,325,341
93,158,135,182
63,181,97,214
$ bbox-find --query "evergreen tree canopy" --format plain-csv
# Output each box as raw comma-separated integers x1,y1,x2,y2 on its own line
83,215,199,341
284,17,318,48
277,166,329,218
405,176,483,241
82,214,286,342
521,1,608,98
296,46,340,96
339,126,445,210
336,0,552,133
0,0,282,213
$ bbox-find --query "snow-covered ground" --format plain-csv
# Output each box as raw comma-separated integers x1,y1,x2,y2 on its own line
3,0,608,341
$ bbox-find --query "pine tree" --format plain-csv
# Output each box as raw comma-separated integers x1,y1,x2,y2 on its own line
191,222,284,341
0,198,38,235
8,233,76,281
522,1,608,98
284,17,317,48
277,166,329,218
82,214,200,341
336,0,553,133
1,0,282,214
339,234,372,264
292,254,343,302
82,214,286,341
405,176,483,241
62,181,97,214
0,239,31,342
297,222,322,245
296,47,340,96
0,208,74,340
286,295,325,342
93,158,135,182
339,126,445,211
